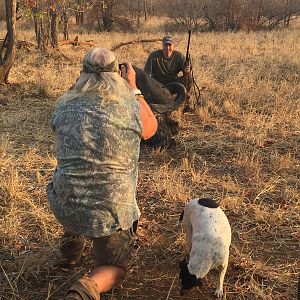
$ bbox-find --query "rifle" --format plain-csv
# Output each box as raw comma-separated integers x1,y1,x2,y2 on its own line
184,29,202,108
185,29,192,64
184,30,192,90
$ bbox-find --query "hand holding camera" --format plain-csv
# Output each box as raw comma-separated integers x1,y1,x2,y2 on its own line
120,62,138,90
118,63,127,79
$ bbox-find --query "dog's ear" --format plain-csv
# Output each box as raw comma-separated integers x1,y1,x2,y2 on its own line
197,198,219,208
179,258,188,268
179,210,184,222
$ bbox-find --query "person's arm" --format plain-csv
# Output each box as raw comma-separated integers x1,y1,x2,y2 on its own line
125,63,158,140
180,52,191,76
180,52,192,90
144,53,153,76
184,64,191,76
136,94,158,140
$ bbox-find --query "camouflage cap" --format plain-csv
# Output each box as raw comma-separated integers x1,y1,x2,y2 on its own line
162,36,174,45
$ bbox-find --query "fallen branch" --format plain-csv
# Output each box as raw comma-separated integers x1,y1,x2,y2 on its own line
60,40,96,47
60,36,96,47
111,38,161,51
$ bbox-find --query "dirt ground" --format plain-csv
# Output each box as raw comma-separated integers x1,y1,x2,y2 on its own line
1,92,298,299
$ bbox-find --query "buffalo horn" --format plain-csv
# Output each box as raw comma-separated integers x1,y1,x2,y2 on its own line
150,83,186,114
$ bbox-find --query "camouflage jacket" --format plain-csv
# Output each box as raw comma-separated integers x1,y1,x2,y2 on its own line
47,92,142,237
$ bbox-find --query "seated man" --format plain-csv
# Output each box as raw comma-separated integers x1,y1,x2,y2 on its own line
144,36,192,93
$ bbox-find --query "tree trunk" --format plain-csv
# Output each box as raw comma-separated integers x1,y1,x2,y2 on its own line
75,0,84,26
284,0,292,27
129,0,134,19
32,1,47,52
39,16,47,52
0,0,17,84
34,13,46,52
62,11,69,40
256,0,263,24
137,0,140,28
149,0,153,16
50,12,58,47
76,11,84,25
49,1,58,48
144,0,147,21
101,0,115,31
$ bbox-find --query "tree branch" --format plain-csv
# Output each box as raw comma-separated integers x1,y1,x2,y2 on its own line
111,38,161,51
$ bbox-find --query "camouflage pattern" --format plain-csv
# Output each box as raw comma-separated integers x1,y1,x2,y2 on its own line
47,92,142,237
66,275,99,300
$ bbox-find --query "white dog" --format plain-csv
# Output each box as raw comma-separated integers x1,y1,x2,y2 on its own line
179,198,231,298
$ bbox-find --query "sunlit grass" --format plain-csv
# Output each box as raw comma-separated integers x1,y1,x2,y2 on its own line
0,23,299,299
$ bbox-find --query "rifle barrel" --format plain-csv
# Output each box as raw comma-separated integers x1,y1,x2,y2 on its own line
186,29,192,61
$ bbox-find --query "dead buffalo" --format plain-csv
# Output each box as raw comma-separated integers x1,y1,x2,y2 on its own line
133,66,187,148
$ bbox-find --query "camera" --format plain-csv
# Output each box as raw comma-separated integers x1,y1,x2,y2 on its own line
118,63,127,78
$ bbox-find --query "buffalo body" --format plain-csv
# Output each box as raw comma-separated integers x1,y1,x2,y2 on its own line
134,65,186,148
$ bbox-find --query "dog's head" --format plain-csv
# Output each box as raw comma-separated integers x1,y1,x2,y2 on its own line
179,259,202,296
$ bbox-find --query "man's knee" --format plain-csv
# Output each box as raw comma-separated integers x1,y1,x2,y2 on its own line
93,227,135,269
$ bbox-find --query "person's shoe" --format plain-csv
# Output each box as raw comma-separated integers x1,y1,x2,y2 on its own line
60,237,86,268
66,275,100,300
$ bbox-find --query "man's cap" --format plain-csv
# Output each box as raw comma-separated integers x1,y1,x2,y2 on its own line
162,36,174,45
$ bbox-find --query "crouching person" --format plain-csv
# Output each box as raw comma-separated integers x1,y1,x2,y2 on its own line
46,48,157,300
179,198,232,298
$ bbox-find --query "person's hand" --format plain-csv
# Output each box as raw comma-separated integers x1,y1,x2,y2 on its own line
125,62,137,90
184,64,192,75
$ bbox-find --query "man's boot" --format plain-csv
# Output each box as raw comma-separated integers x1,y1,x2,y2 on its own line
59,234,86,268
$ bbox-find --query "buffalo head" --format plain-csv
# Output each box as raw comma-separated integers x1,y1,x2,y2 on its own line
133,65,187,114
134,65,187,148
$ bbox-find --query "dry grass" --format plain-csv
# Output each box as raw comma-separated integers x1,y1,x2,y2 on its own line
0,24,299,300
